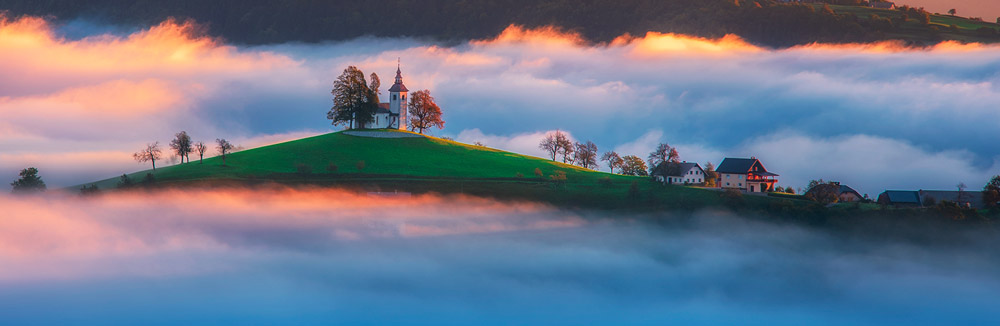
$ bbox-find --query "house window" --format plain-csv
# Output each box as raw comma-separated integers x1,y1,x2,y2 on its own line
393,94,397,101
726,182,730,186
726,175,730,179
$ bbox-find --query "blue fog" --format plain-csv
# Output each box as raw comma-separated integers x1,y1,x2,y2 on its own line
1,205,998,325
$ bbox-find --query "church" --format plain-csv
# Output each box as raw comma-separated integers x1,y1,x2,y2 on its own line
362,64,409,130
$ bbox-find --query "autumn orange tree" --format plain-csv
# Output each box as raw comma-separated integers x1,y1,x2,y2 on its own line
407,90,445,134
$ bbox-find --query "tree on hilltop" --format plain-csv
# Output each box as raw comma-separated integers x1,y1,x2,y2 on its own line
10,167,46,194
556,132,574,163
983,175,1000,209
408,89,445,134
948,8,956,16
133,142,162,170
539,131,569,161
328,66,378,129
648,143,679,169
574,141,598,169
169,131,193,163
216,138,234,166
194,141,208,164
620,155,648,176
601,151,624,174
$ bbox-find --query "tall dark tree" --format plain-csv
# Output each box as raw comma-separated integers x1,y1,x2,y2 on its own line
369,72,381,103
133,142,162,170
216,138,234,166
10,167,46,194
194,141,208,164
983,175,1000,209
574,141,598,169
328,66,378,129
169,131,193,163
948,8,957,16
601,151,624,174
408,89,445,134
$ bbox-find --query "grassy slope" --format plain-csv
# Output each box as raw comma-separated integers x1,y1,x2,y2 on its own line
814,4,1000,44
80,129,806,212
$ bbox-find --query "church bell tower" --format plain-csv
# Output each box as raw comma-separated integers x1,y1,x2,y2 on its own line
388,60,409,130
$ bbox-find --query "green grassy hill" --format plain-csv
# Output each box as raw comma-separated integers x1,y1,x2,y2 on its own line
79,129,809,212
814,4,1000,44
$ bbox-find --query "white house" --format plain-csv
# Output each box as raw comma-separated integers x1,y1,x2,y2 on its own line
651,162,706,185
715,157,779,193
361,63,409,130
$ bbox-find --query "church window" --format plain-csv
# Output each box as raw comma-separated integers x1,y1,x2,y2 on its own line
392,94,397,101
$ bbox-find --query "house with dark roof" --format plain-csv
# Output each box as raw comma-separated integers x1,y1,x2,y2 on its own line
878,189,986,208
651,162,705,185
361,62,409,130
715,157,778,193
837,183,864,202
877,190,922,207
869,1,895,9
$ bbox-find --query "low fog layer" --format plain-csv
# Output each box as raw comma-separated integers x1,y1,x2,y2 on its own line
1,16,999,194
1,188,998,325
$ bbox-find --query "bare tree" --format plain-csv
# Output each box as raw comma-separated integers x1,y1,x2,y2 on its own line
648,143,679,168
408,89,445,134
539,133,559,161
574,141,598,169
601,151,624,174
216,138,234,166
194,141,208,164
133,142,162,170
169,131,193,163
556,131,573,163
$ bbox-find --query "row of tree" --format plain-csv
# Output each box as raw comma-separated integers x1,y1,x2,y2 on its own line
536,131,716,181
327,66,444,134
133,131,236,170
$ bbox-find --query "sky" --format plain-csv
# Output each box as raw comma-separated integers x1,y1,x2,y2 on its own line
896,0,1000,21
1,15,999,196
1,188,998,325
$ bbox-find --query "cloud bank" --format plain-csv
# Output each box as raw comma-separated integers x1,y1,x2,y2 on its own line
1,16,998,194
1,189,999,325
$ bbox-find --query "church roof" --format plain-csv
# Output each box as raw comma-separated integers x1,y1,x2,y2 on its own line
376,102,391,114
388,65,408,92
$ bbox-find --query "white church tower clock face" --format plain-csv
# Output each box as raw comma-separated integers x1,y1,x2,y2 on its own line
388,60,409,130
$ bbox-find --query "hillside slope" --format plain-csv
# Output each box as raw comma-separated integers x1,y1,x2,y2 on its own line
80,129,797,211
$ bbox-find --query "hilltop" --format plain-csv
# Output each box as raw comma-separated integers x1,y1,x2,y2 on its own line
2,0,998,47
79,129,803,212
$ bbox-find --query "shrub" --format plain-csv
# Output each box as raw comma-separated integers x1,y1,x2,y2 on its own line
142,173,156,187
117,174,134,189
534,168,543,178
628,181,641,199
326,162,338,173
356,160,366,171
79,184,100,196
296,163,312,175
549,171,567,188
516,172,524,178
922,196,936,207
721,189,745,208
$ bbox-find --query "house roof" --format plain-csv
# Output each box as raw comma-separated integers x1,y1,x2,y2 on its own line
919,190,985,208
881,190,920,203
716,158,776,176
651,162,702,177
839,184,862,198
